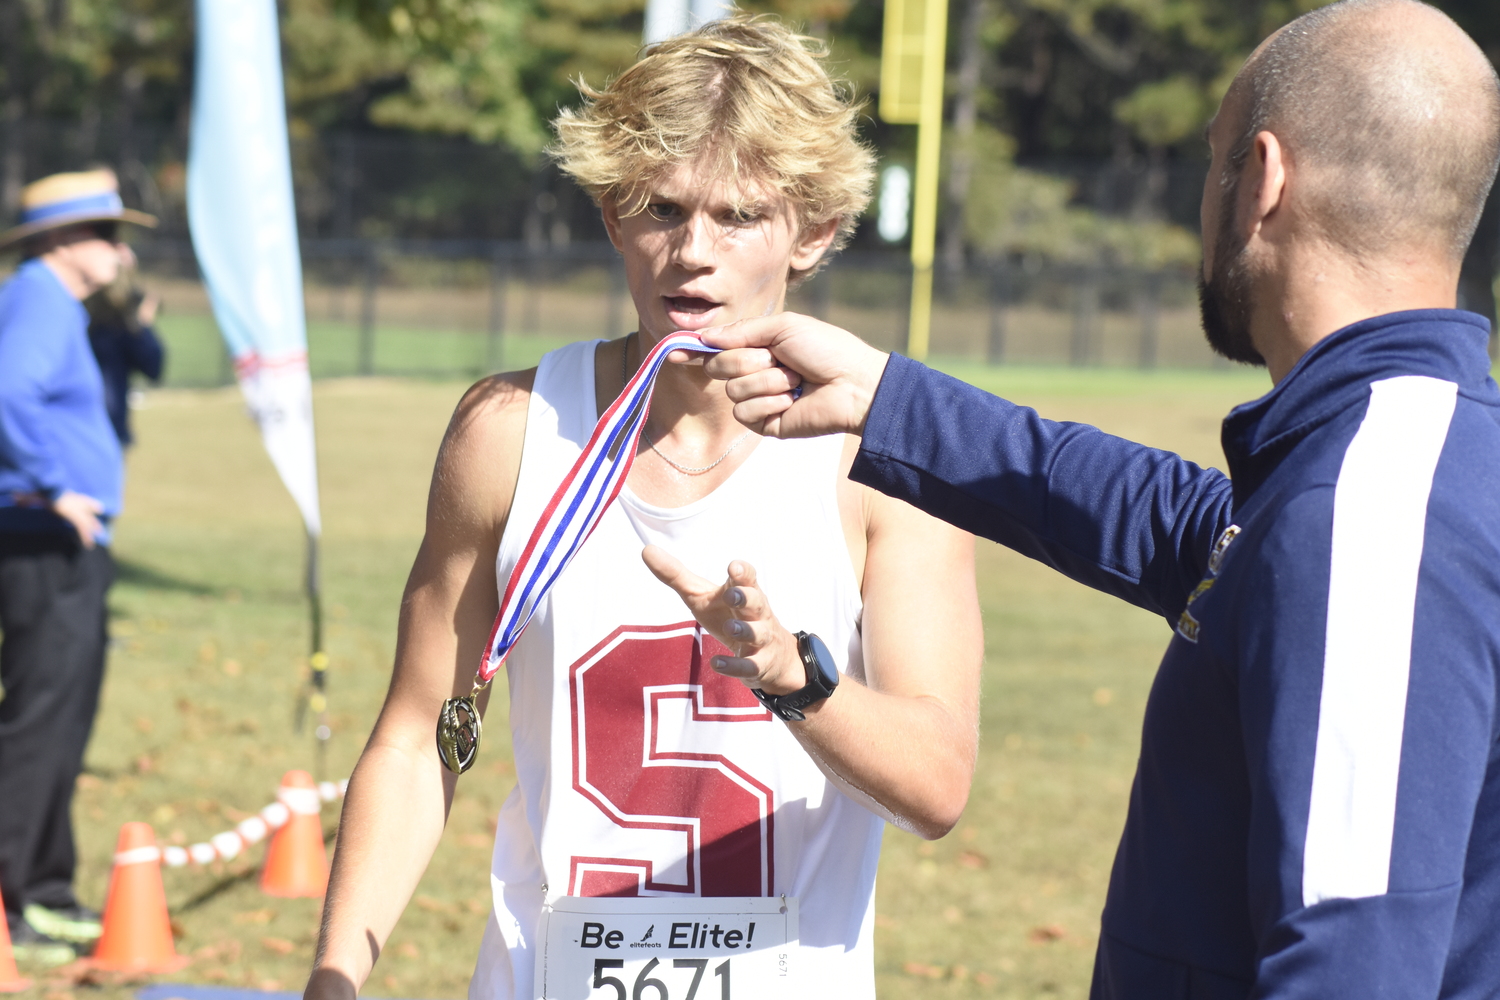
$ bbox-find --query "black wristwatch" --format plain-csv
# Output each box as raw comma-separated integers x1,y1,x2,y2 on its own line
754,631,840,722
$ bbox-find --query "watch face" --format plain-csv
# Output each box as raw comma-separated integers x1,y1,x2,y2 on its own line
804,633,839,690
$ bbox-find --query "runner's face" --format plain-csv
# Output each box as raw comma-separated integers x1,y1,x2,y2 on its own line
604,160,834,343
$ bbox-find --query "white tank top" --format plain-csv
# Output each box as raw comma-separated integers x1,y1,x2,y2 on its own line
470,340,884,999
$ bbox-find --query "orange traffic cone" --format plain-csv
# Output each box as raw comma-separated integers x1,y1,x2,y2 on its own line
91,822,189,973
0,884,32,993
260,770,329,898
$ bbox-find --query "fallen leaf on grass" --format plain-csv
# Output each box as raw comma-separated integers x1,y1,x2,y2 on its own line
38,962,88,987
261,937,296,955
1028,924,1066,943
235,909,276,925
397,942,420,959
459,833,491,848
42,959,149,988
975,971,997,985
414,896,449,913
957,850,989,869
903,962,948,980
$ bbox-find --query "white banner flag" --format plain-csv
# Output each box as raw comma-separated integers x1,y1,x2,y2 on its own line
186,0,321,538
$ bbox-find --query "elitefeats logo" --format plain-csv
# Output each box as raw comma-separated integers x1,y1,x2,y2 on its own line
1176,525,1241,644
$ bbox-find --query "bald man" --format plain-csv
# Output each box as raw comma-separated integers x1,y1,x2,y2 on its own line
684,1,1500,996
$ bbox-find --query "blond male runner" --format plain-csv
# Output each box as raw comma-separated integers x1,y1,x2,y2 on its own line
305,17,982,1000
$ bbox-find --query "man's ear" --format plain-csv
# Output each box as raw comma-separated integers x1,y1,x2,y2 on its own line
1244,130,1288,243
601,196,625,253
789,218,840,273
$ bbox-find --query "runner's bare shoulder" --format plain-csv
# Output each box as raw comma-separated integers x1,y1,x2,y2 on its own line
427,368,537,542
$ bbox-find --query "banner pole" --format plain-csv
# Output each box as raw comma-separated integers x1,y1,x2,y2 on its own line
306,531,329,780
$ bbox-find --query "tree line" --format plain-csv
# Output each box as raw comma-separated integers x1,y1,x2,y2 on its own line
1,0,1495,311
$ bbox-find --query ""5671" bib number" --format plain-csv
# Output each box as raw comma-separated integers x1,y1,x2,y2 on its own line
591,957,731,999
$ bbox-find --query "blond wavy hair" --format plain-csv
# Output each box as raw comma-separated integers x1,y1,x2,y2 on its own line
550,14,875,271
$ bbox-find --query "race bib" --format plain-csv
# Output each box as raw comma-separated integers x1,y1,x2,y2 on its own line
534,896,798,1000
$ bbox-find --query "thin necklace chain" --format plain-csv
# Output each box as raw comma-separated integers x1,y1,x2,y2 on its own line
621,332,753,476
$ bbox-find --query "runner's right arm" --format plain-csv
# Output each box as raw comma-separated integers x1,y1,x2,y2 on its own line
305,371,532,1000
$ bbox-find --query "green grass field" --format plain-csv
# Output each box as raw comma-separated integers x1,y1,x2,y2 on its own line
6,354,1271,999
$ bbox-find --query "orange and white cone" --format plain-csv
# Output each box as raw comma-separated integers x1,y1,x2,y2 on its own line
91,822,189,973
260,770,329,898
0,884,31,993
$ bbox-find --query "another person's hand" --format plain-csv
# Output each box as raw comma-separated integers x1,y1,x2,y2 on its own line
51,490,104,548
642,547,807,697
690,313,888,438
137,291,160,327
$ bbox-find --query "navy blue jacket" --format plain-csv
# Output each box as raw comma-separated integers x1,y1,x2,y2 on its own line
88,317,164,447
851,310,1500,999
0,259,122,541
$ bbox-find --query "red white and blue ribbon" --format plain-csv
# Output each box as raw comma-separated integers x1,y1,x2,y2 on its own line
476,332,720,685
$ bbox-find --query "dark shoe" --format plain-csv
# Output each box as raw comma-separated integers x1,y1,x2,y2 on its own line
23,902,102,944
7,917,77,966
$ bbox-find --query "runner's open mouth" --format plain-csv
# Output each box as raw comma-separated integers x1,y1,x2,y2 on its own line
665,296,720,314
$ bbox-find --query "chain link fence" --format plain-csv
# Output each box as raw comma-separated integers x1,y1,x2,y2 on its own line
122,239,1216,389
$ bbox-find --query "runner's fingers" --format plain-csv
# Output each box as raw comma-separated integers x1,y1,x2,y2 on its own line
723,582,770,623
727,560,759,588
641,545,719,609
723,617,773,653
709,654,760,680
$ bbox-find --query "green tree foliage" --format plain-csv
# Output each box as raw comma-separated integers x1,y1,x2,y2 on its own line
1,0,1494,276
331,1,534,154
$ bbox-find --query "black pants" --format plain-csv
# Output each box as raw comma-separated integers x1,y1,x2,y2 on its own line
0,534,113,924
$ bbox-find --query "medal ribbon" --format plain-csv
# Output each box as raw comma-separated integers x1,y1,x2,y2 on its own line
476,331,720,687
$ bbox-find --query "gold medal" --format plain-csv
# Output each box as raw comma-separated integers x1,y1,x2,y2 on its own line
437,689,483,774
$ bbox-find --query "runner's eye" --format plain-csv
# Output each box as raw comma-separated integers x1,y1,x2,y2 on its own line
646,202,680,222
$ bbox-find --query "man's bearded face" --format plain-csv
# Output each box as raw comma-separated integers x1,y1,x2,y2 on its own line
1199,167,1265,367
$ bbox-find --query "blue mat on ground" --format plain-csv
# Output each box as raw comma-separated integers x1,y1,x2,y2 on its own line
138,984,429,1000
137,987,427,1000
137,988,301,1000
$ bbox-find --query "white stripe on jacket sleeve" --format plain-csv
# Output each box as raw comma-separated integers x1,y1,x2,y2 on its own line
1302,375,1458,907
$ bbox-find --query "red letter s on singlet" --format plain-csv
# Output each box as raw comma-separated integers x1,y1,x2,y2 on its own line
569,623,774,898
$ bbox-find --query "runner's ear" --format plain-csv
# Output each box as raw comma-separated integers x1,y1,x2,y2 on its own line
790,218,839,273
601,195,626,253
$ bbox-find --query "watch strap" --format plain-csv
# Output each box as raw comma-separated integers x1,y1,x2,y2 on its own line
754,631,837,722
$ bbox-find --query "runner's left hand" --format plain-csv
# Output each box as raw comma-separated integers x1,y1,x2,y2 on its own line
642,546,806,696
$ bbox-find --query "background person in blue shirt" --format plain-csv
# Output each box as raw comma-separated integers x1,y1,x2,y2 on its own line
690,1,1500,997
0,169,156,955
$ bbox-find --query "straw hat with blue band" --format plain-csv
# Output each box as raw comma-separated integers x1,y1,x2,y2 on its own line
0,169,158,250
